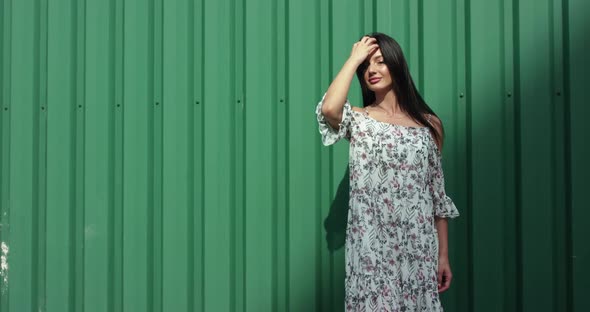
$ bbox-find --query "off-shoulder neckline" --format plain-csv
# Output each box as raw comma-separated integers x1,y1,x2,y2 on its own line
351,108,430,130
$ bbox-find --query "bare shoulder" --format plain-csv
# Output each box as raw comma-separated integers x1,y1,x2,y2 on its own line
426,114,442,131
425,113,444,151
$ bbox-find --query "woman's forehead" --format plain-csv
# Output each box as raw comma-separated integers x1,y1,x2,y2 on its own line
372,53,383,59
369,49,383,60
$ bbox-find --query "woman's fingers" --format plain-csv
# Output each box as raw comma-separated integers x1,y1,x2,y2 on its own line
360,36,377,44
349,37,379,65
437,260,452,293
445,273,452,289
354,41,378,55
357,37,377,47
437,267,452,293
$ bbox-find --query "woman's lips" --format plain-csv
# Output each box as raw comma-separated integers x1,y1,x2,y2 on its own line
368,77,381,84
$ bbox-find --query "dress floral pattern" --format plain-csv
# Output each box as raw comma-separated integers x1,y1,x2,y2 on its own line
316,95,459,312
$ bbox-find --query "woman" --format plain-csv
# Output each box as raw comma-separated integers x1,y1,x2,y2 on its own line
316,33,459,311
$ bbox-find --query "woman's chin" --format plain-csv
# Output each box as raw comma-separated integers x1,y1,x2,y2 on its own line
367,85,390,94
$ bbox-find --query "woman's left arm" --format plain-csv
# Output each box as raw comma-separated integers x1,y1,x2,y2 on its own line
428,115,458,293
435,217,452,293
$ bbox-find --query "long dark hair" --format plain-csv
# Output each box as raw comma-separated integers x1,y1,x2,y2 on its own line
356,32,443,147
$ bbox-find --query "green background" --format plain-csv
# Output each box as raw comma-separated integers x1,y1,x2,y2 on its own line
0,0,588,311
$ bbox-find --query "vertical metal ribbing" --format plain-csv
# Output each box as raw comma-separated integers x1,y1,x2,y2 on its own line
147,0,155,311
233,0,246,310
452,0,471,310
463,0,474,310
283,0,290,306
561,0,573,309
271,1,284,311
148,0,164,310
111,0,124,310
318,0,331,309
73,0,86,310
0,0,9,308
229,0,238,310
34,0,48,310
500,0,519,311
417,0,424,91
276,0,289,310
553,0,574,311
371,0,376,32
551,0,570,310
314,1,323,311
154,0,164,310
511,0,522,309
192,0,205,310
501,0,517,310
68,6,76,308
186,0,196,311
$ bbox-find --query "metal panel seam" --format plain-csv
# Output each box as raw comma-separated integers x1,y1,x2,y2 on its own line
234,0,246,310
549,0,568,311
501,0,517,311
197,0,205,310
73,0,87,310
511,0,523,310
112,0,125,309
152,0,164,310
463,0,474,310
186,1,196,311
314,1,323,311
271,0,280,309
34,0,48,310
561,0,573,310
37,0,48,308
284,0,290,309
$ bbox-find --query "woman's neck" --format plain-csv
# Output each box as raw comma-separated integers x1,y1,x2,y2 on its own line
374,90,402,115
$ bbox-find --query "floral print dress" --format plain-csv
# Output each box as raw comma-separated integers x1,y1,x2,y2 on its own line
316,96,459,312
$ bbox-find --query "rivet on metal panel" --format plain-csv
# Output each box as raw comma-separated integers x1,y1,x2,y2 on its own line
196,101,200,105
41,107,45,110
117,104,121,107
459,93,464,98
237,99,241,103
155,102,159,106
78,105,82,108
507,92,512,98
280,98,284,103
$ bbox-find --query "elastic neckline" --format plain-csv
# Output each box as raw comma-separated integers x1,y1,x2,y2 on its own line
356,109,430,130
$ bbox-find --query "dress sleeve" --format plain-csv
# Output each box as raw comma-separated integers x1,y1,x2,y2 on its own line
315,93,353,146
428,148,460,218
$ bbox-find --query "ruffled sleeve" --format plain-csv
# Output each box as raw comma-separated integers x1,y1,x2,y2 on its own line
428,148,460,218
315,94,353,146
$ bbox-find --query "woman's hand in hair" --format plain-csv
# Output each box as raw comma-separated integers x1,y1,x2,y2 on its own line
348,36,379,66
321,37,378,130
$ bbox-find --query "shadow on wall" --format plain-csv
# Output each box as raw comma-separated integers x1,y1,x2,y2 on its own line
324,167,350,252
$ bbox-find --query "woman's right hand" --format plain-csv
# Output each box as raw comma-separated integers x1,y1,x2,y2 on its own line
321,37,378,129
348,36,379,66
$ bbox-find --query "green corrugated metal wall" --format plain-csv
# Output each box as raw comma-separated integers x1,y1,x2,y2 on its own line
0,0,588,311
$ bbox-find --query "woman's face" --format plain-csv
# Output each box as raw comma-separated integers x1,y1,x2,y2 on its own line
363,48,393,92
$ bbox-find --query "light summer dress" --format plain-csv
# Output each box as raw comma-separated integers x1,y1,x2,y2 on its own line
316,96,460,312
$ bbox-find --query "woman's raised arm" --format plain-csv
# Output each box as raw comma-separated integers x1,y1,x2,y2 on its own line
321,36,379,130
